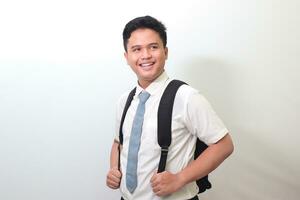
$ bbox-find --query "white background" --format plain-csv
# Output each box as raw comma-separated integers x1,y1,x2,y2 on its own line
0,0,299,199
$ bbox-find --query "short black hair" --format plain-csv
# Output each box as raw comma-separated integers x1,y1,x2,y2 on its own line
122,15,167,51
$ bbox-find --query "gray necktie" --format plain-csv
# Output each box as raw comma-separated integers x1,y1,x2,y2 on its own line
126,91,150,193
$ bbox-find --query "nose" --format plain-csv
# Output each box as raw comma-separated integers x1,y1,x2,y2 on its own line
141,48,152,60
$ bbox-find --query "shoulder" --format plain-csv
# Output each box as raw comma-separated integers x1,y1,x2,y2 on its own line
173,81,211,110
174,81,200,102
119,90,132,102
116,88,135,110
177,83,198,96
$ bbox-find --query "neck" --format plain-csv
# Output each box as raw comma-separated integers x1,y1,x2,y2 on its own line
138,70,165,89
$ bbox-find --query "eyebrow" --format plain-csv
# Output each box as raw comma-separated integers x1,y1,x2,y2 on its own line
130,43,160,49
130,45,141,50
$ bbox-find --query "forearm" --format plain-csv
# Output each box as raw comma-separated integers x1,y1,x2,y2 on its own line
110,139,120,169
106,139,122,189
178,133,234,185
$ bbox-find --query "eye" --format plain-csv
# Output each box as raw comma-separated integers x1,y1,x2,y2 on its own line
150,45,158,50
132,47,141,52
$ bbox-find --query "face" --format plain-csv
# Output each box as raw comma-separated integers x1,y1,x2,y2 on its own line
124,28,168,89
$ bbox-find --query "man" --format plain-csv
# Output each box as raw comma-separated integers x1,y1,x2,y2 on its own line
106,15,234,200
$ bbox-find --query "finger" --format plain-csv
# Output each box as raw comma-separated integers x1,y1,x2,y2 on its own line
108,172,121,183
107,170,122,185
152,184,160,193
106,180,115,188
108,175,120,184
108,169,122,182
150,170,159,183
106,176,118,186
106,178,116,188
108,183,119,189
151,176,161,192
111,169,122,178
151,178,159,189
156,190,165,197
151,179,161,190
107,179,119,188
107,175,121,188
154,188,165,197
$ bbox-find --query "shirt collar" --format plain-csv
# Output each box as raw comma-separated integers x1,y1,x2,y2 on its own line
135,71,169,97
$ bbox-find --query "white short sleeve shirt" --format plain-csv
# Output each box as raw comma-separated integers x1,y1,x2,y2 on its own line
115,72,228,200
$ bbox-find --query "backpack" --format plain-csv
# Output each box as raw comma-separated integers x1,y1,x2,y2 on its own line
118,80,211,193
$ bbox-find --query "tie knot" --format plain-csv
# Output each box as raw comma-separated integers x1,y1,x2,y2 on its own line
139,91,150,103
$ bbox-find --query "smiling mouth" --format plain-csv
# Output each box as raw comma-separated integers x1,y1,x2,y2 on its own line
139,62,155,67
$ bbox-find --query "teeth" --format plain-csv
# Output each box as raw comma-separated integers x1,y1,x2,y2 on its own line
140,63,154,67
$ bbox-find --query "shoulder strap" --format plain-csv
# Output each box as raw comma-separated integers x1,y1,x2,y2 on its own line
157,79,211,193
118,87,136,170
119,88,136,145
157,80,186,173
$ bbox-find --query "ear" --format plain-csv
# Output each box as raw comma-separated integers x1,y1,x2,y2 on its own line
164,47,168,60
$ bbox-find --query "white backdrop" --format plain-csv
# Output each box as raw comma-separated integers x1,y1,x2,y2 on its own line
0,0,299,199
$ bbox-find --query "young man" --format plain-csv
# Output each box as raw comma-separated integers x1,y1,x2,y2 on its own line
106,16,234,200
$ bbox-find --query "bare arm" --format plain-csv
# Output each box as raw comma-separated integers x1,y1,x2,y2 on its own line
151,133,234,196
178,133,234,184
110,139,120,169
106,140,122,189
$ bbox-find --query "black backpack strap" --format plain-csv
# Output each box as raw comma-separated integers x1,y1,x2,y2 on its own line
156,79,211,193
118,87,136,170
195,139,211,193
157,80,186,173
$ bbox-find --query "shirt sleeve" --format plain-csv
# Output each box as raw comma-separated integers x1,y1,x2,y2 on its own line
184,90,228,145
114,92,129,142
